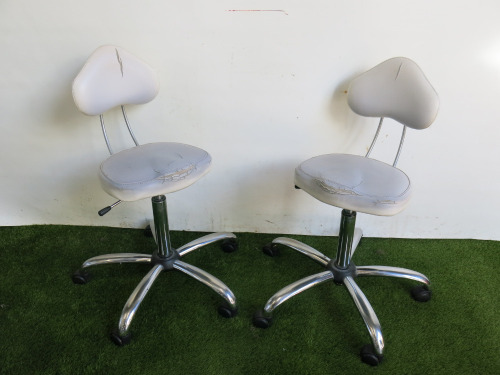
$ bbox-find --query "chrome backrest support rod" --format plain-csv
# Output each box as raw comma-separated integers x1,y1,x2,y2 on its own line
365,118,407,167
121,105,140,147
99,114,114,155
392,125,407,167
365,117,384,158
99,107,140,156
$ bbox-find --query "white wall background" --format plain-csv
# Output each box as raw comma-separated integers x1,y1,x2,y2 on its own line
1,0,499,240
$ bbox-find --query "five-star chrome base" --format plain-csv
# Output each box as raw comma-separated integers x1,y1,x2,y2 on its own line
253,209,431,366
72,195,238,345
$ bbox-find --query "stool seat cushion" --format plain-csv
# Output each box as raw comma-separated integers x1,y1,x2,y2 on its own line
295,154,412,216
99,142,211,201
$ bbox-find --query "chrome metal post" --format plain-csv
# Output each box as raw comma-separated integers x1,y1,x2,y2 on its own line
392,125,407,167
152,195,173,258
334,210,356,269
365,118,384,158
121,106,140,147
99,114,114,155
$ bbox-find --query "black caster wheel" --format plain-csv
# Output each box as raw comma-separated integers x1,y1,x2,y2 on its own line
144,224,153,237
110,330,131,346
252,310,273,329
218,304,238,318
262,243,279,257
411,285,432,302
221,238,238,253
360,344,383,366
72,269,91,285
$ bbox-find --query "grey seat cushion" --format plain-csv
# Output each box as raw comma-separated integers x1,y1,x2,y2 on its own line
99,142,211,201
295,154,412,216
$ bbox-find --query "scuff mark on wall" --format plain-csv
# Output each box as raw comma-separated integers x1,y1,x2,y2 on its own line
227,9,288,15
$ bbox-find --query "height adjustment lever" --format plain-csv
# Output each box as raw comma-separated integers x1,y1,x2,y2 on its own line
98,200,122,216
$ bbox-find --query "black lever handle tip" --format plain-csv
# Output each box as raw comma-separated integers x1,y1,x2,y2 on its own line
98,206,112,216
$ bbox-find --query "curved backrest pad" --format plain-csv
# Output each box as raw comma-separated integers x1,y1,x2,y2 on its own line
347,57,439,129
72,45,160,116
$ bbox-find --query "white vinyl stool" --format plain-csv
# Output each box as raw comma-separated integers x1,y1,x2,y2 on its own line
253,57,439,365
71,45,238,345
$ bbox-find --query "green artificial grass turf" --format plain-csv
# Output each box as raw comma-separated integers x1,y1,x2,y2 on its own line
0,225,499,374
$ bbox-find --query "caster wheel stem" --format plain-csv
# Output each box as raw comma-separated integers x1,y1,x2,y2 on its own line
411,284,432,302
360,344,383,366
252,310,273,329
110,330,131,346
221,238,238,253
72,269,91,284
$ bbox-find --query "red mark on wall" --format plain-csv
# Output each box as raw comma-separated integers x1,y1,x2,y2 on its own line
227,9,288,15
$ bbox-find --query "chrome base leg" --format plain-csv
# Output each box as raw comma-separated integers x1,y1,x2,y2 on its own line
264,271,334,314
82,253,152,268
344,276,384,356
112,258,238,342
356,266,430,285
173,260,237,309
272,237,331,267
117,264,164,337
177,232,237,257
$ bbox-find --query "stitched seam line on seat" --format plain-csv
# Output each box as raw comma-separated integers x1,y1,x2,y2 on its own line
313,176,411,201
297,154,411,201
297,160,411,201
100,152,209,186
316,179,362,196
153,164,196,183
100,164,203,186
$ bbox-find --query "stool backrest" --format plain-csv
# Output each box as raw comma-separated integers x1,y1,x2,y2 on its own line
348,57,439,130
72,45,160,154
73,45,159,116
347,57,439,166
